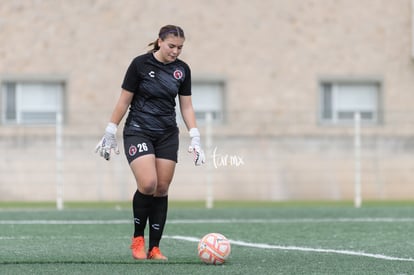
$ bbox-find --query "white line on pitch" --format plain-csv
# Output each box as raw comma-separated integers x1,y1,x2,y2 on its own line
1,233,413,262
168,217,414,223
0,220,131,224
165,235,414,262
1,217,414,225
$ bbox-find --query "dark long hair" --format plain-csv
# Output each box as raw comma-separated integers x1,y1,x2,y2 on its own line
147,25,185,53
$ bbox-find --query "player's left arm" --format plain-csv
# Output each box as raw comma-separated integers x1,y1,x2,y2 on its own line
179,95,205,166
179,95,197,130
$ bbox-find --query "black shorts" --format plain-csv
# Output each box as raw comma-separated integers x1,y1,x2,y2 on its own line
123,127,179,164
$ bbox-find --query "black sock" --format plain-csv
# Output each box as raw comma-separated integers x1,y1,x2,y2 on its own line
132,190,153,237
149,196,168,250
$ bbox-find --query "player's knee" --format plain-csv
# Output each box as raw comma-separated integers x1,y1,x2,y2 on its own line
154,182,170,197
139,180,157,195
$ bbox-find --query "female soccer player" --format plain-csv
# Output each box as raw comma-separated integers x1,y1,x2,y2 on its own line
95,25,205,260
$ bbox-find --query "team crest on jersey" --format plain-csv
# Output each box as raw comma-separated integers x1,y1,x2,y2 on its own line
173,69,183,80
129,145,137,156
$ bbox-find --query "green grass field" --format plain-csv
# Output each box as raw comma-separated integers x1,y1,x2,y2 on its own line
1,201,414,274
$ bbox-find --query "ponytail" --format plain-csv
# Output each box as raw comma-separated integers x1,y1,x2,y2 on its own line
147,39,160,53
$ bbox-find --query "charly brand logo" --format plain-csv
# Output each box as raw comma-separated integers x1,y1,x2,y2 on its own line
211,147,245,169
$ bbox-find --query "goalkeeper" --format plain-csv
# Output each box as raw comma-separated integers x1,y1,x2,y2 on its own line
95,25,205,260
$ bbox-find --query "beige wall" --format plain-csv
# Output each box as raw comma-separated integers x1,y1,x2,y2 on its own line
1,0,414,202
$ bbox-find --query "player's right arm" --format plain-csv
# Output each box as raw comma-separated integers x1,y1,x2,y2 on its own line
95,89,134,160
109,89,134,125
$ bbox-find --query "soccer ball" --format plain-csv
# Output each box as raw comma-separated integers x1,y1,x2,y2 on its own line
197,233,231,265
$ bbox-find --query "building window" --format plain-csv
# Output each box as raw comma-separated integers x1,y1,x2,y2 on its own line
319,81,381,125
177,80,225,124
1,80,64,125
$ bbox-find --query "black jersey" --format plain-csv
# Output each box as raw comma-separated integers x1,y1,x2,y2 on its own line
122,53,191,133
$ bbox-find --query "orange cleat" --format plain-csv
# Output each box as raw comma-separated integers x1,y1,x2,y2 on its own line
130,236,146,260
147,246,168,260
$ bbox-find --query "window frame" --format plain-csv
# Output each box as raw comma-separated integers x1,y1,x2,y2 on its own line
0,75,66,126
177,77,226,125
318,78,383,126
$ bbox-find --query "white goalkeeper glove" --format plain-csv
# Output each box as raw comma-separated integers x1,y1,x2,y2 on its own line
95,122,120,161
188,128,205,166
